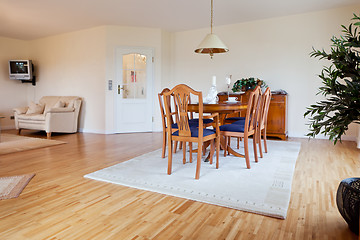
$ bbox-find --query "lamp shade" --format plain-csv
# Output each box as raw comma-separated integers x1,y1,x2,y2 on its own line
194,33,229,56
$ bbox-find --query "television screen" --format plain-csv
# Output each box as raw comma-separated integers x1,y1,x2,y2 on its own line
9,61,29,74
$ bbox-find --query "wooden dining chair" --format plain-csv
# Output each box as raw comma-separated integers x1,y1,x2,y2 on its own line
224,87,262,150
173,96,214,155
158,88,181,158
231,87,271,158
223,91,250,124
187,97,214,128
163,84,220,179
219,86,261,168
255,87,272,158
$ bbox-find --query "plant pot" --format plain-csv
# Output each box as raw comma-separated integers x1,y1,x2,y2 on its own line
336,177,360,235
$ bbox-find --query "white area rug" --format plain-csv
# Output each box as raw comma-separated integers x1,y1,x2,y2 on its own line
85,139,301,219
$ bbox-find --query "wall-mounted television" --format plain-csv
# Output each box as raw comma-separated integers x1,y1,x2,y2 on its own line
9,60,33,80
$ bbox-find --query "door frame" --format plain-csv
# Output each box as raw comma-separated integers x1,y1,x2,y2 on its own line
114,46,155,133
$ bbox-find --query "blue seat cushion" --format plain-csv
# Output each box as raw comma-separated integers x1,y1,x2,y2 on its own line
220,123,245,133
189,118,214,125
171,121,201,129
225,117,245,121
173,128,216,137
233,119,246,125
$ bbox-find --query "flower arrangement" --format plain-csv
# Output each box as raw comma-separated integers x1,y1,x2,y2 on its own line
232,77,266,92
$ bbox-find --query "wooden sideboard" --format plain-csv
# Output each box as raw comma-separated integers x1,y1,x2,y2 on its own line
218,92,288,140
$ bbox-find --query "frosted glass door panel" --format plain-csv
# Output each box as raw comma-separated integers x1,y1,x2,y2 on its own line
135,54,146,70
123,54,135,69
122,54,146,99
135,70,146,99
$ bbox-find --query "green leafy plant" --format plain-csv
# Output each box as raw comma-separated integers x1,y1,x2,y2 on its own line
304,13,360,144
232,77,266,92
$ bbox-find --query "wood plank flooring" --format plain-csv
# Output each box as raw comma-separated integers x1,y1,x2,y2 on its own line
0,130,359,239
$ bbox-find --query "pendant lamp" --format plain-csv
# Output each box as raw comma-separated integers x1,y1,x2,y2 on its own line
194,0,229,58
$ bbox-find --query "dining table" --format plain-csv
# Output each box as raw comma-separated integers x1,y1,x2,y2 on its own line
188,101,247,158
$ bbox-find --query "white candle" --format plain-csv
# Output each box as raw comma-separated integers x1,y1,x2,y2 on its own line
212,76,216,86
226,77,231,85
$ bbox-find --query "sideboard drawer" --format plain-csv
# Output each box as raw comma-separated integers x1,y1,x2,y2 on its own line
270,95,285,103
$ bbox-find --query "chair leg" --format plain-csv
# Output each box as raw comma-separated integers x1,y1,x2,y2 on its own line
174,141,178,153
216,136,220,169
227,137,231,155
47,132,51,139
237,137,240,149
253,134,258,163
224,136,228,157
189,142,193,163
18,129,22,135
182,142,186,164
162,131,166,158
209,140,215,165
195,142,203,179
263,128,268,153
167,137,173,175
244,136,251,169
258,129,263,158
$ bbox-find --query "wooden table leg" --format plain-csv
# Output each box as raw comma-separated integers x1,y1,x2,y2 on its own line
220,136,245,158
205,136,244,161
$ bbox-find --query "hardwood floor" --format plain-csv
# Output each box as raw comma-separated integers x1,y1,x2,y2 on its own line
0,130,358,239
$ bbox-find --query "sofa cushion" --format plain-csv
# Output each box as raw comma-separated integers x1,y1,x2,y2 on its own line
54,100,66,108
26,101,44,115
17,114,46,121
65,100,75,108
39,96,81,113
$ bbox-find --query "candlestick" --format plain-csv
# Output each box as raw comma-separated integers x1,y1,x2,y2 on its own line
226,77,231,85
212,76,216,86
226,75,232,100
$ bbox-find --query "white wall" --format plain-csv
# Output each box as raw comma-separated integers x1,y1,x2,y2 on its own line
172,5,360,140
0,37,30,129
28,27,107,133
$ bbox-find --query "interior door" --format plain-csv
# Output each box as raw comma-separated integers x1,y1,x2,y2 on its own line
115,47,153,133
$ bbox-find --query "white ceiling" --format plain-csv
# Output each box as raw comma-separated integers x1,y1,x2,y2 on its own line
0,0,358,40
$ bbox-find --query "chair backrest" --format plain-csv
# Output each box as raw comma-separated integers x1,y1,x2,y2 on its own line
164,84,203,137
244,86,261,134
158,88,174,130
258,87,272,130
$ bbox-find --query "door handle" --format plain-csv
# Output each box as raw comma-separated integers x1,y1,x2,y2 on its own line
118,85,125,94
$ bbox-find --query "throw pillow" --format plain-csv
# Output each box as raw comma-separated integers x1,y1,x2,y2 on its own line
26,101,44,114
54,100,66,108
65,100,75,108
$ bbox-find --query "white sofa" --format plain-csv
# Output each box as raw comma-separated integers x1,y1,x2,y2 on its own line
13,96,82,138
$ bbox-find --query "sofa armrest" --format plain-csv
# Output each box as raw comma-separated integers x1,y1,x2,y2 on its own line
45,107,75,114
13,107,28,115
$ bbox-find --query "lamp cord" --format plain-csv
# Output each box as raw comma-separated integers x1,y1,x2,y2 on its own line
211,0,213,34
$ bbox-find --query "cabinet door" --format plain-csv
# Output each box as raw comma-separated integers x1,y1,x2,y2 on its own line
266,95,286,134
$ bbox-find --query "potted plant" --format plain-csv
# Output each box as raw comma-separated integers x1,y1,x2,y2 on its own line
304,13,360,144
305,13,360,235
232,77,266,92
